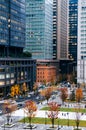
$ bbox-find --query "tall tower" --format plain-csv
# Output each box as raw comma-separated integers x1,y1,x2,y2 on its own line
25,0,53,60
53,0,69,60
53,0,57,60
0,0,25,57
77,0,86,83
57,0,69,60
69,0,78,62
0,0,36,96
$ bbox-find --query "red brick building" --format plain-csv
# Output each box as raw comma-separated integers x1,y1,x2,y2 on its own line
36,65,57,84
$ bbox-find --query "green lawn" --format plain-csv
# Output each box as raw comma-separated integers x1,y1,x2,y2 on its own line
20,117,86,127
74,128,82,130
41,107,86,113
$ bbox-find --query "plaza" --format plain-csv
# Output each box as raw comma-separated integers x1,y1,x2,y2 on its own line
0,98,86,130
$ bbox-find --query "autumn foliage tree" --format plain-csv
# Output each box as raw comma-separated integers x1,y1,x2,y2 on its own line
75,87,83,103
47,102,60,128
10,86,15,98
40,87,53,103
33,82,38,95
2,100,17,125
10,84,20,98
60,87,68,104
43,79,47,86
22,82,27,96
24,100,37,128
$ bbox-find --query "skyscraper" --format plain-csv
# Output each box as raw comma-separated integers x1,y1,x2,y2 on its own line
77,0,86,83
25,0,53,60
69,0,78,62
53,0,69,60
53,0,57,60
0,0,25,57
0,0,36,96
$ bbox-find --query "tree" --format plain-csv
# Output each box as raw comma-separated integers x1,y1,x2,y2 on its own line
60,87,68,104
58,74,63,83
24,100,37,128
2,100,17,125
10,86,15,98
40,87,52,103
75,87,83,103
47,102,60,128
22,51,32,57
51,77,57,86
22,82,27,96
43,79,47,86
15,84,20,96
10,84,20,98
33,82,38,95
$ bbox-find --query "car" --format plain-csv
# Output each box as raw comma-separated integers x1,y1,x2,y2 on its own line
17,103,24,109
36,96,39,99
51,95,55,99
28,95,31,98
0,110,2,114
83,98,86,101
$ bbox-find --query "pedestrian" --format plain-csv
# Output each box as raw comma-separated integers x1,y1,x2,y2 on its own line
11,118,12,123
81,113,83,115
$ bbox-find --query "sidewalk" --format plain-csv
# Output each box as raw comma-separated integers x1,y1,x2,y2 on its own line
0,122,86,130
11,109,86,121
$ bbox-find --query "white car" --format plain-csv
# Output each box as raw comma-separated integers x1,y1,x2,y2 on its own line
0,110,2,114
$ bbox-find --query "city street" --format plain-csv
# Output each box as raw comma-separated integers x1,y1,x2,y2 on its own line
0,98,86,130
0,0,86,129
0,90,86,130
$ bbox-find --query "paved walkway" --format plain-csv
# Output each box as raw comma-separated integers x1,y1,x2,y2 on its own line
11,109,86,121
0,101,86,129
0,123,82,130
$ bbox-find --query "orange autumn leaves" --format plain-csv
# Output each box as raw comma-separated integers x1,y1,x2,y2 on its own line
48,102,60,112
22,82,27,92
2,100,17,125
75,87,83,103
24,100,37,116
60,87,83,103
10,83,27,98
3,100,17,114
40,87,53,103
24,100,37,127
60,87,68,104
47,102,60,128
10,84,20,97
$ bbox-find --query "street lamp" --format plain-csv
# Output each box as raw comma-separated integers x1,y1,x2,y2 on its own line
45,111,47,125
4,122,5,130
67,100,69,127
23,105,25,124
58,113,60,130
3,116,5,130
67,112,69,127
58,118,59,130
24,110,25,124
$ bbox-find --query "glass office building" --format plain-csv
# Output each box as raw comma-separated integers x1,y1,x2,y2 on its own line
0,58,36,97
69,0,78,62
77,0,86,83
25,0,53,60
0,0,25,57
0,0,36,96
